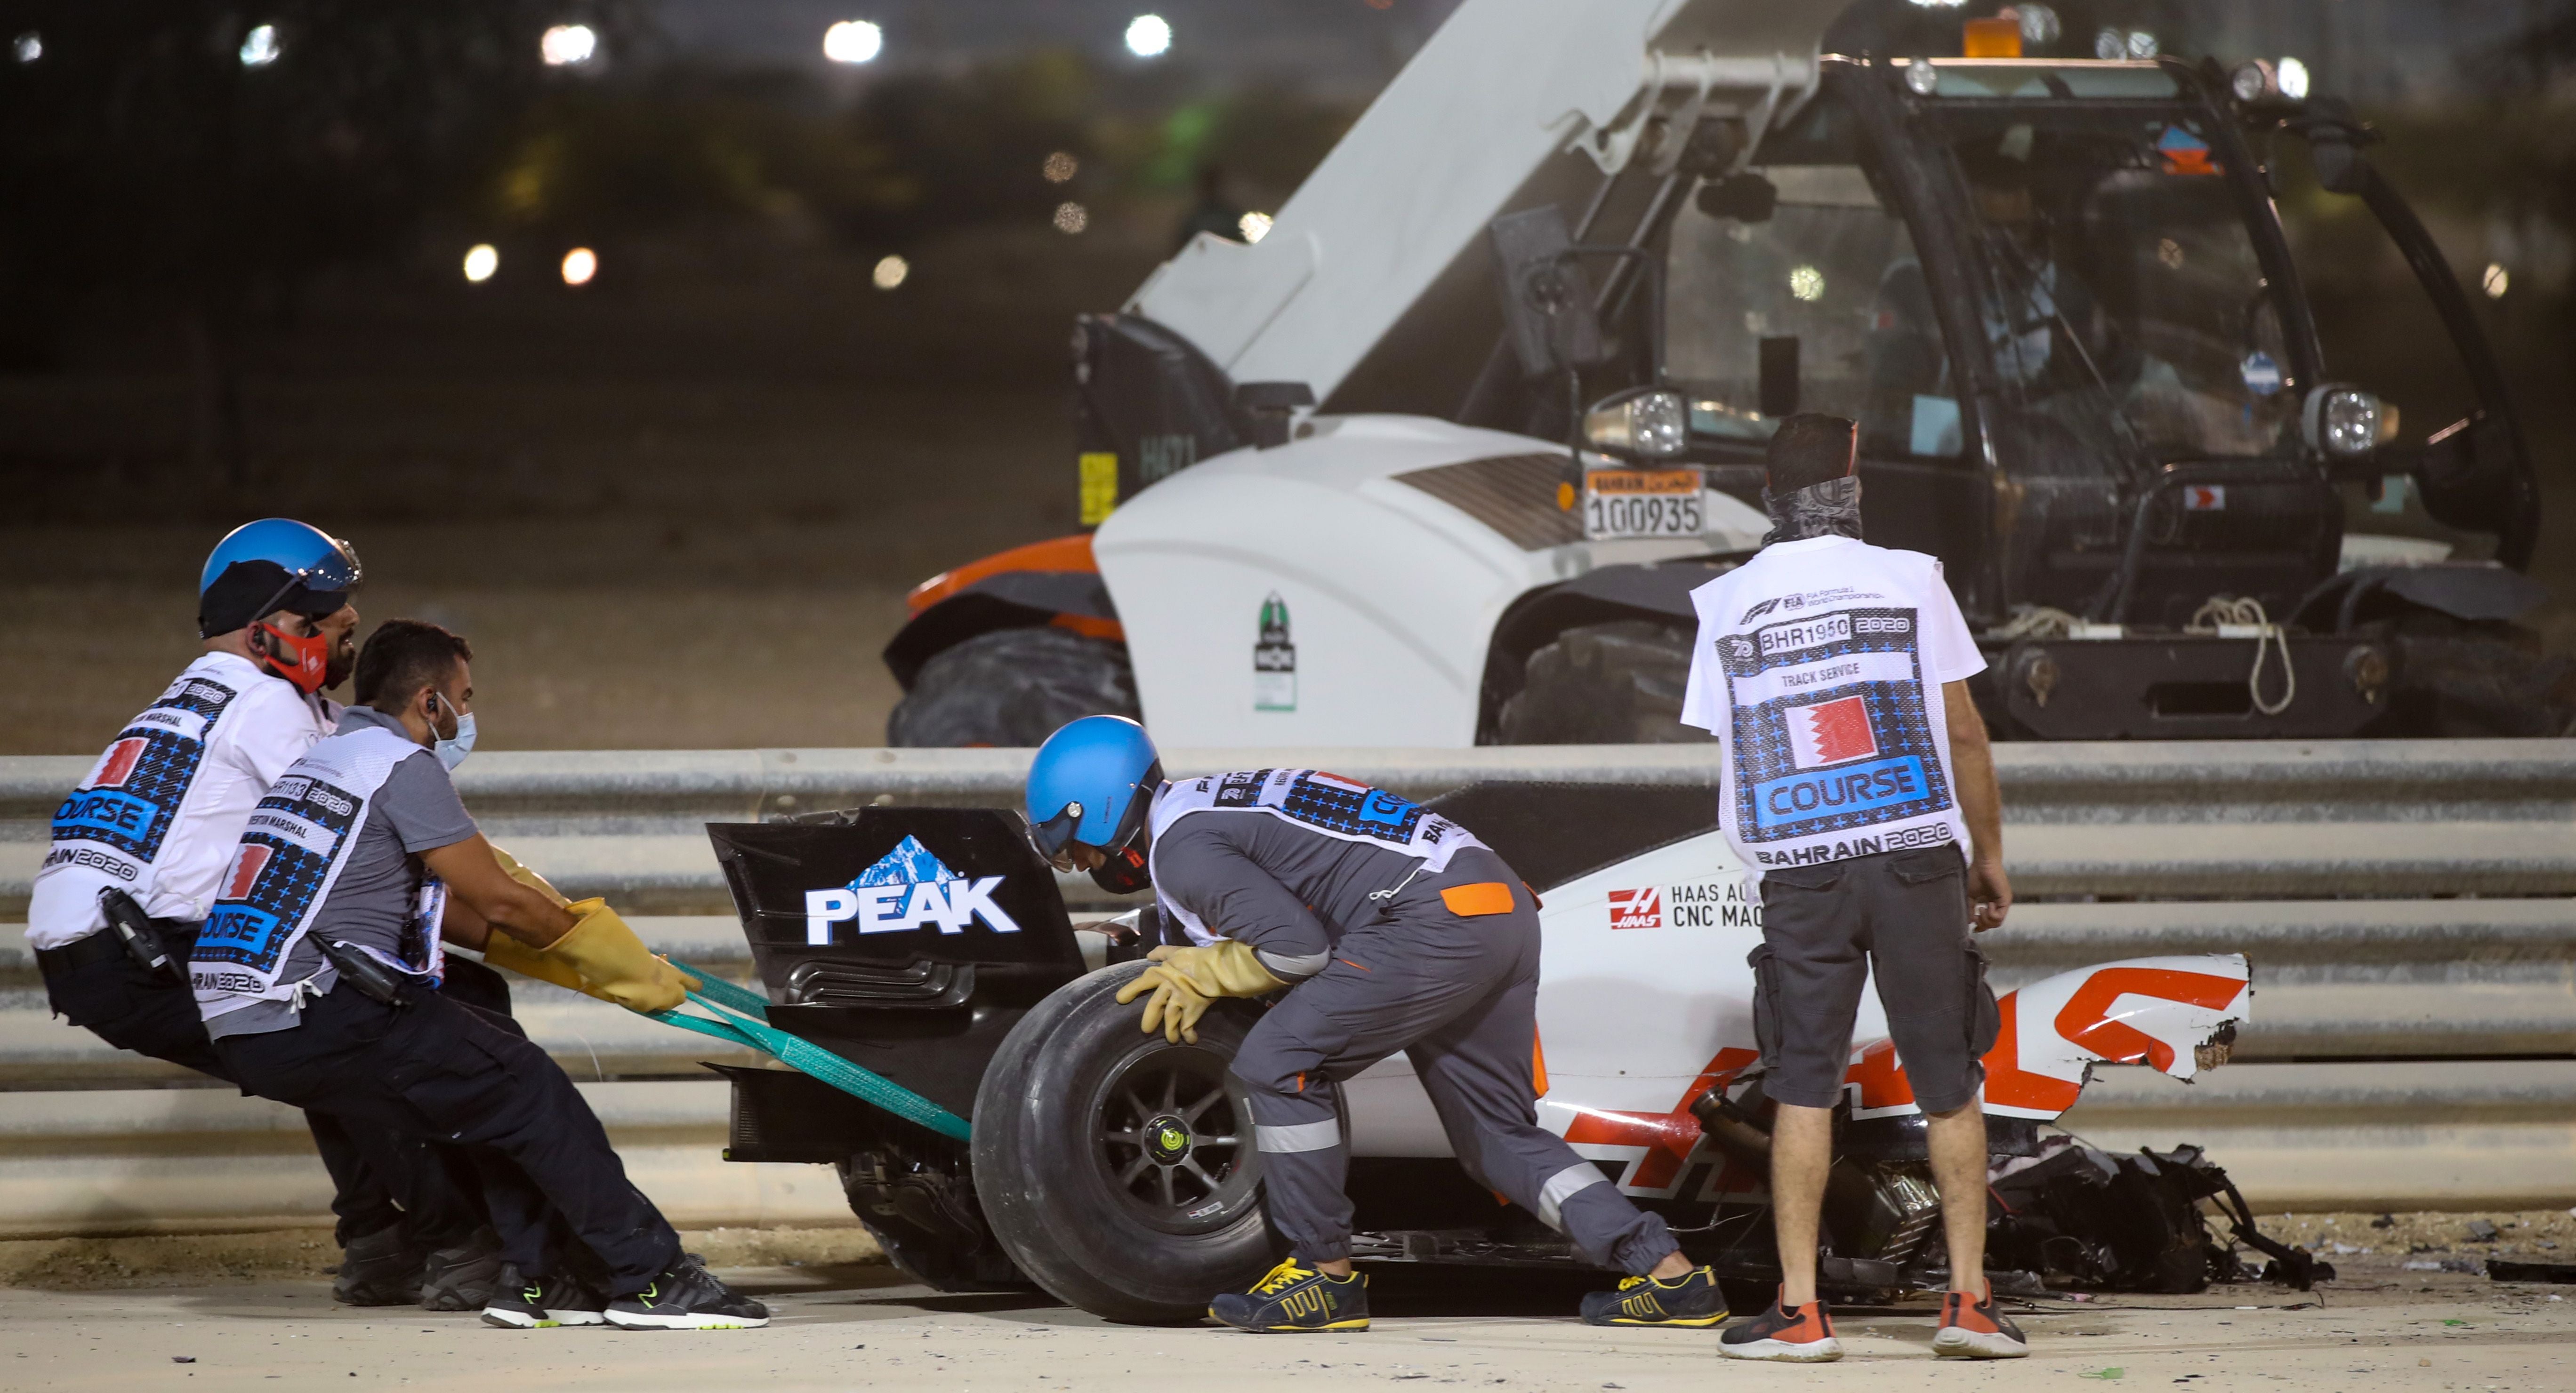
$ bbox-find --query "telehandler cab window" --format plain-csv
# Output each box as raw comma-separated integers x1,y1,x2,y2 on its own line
1943,117,2300,471
1665,164,1963,462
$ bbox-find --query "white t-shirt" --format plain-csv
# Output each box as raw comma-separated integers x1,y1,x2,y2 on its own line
1679,536,1987,872
27,652,338,949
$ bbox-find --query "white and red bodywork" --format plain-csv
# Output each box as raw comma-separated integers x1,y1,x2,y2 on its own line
1335,829,2250,1202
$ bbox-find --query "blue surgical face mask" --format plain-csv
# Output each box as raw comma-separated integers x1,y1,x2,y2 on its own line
428,695,477,771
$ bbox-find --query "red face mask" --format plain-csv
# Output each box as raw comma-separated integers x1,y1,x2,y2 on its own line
253,620,332,695
1091,844,1153,897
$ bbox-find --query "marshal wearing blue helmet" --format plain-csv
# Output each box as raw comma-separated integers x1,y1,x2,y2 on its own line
1025,716,1722,1333
29,521,506,1309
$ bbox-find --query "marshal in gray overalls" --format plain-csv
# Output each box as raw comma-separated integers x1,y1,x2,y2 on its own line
1147,770,1678,1273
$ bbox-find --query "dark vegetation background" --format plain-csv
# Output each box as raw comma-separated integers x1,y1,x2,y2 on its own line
2,0,2571,752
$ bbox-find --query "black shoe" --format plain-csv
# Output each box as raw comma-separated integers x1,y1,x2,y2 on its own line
332,1225,425,1307
604,1257,770,1330
1207,1259,1370,1333
1932,1287,2029,1359
1579,1264,1728,1327
1719,1291,1842,1362
480,1263,611,1330
419,1227,507,1313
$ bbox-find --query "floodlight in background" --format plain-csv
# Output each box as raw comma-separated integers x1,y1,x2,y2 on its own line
2276,56,2310,100
463,245,499,283
1053,202,1090,234
1238,212,1273,244
542,24,598,66
1042,152,1079,184
2483,264,2509,299
239,23,280,67
872,255,909,290
561,248,598,285
824,20,882,64
12,32,40,64
1125,14,1171,58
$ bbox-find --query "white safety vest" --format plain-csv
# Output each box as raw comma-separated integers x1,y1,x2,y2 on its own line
1147,769,1488,946
192,726,446,1021
30,655,337,949
38,668,251,938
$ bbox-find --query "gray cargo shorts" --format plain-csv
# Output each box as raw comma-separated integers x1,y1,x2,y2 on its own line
1749,846,2000,1113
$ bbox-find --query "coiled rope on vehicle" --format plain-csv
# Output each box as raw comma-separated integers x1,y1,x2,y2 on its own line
650,959,973,1141
2188,596,2296,717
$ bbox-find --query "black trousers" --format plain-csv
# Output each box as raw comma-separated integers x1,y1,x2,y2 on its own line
213,979,681,1295
39,934,488,1248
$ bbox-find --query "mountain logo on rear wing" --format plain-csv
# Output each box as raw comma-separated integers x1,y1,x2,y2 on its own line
803,834,1022,944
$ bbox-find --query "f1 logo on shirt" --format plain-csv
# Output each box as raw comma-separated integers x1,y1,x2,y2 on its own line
1787,695,1878,769
1607,886,1662,930
2182,484,2226,511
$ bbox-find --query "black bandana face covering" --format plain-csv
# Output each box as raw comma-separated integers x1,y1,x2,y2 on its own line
1761,475,1864,546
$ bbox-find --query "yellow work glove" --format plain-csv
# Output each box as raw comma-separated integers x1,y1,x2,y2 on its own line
489,842,570,907
1112,941,1289,1044
542,897,699,1014
479,926,589,995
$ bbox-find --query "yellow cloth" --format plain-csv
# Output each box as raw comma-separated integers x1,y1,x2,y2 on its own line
1112,941,1288,1044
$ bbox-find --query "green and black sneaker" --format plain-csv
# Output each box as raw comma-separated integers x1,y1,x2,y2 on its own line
1208,1259,1370,1333
479,1264,607,1330
1579,1264,1730,1327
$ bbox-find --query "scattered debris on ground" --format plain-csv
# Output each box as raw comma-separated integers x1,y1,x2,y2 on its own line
2255,1209,2576,1262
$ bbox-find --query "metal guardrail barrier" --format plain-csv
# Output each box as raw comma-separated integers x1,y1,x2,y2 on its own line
2,740,2571,1230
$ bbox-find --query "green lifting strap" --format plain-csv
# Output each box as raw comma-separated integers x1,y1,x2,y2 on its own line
653,957,972,1142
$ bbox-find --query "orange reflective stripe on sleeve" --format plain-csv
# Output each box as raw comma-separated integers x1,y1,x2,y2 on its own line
1440,881,1517,917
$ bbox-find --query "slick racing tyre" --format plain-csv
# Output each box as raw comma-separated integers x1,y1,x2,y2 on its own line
1495,620,1712,745
888,627,1139,747
972,963,1281,1323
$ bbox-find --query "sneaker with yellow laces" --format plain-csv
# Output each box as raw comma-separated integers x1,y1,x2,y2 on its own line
1578,1265,1729,1326
1208,1258,1370,1332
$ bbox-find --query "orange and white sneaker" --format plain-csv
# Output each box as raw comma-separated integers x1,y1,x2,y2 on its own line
1718,1291,1842,1362
1932,1286,2029,1359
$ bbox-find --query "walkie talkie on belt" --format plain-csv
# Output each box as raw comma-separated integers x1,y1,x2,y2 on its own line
97,889,177,980
314,937,411,1006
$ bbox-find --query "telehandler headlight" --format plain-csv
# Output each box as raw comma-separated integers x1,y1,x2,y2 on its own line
2230,59,2275,104
2303,385,2385,461
1583,388,1688,459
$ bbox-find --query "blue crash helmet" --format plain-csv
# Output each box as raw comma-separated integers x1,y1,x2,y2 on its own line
1026,715,1164,863
200,518,364,600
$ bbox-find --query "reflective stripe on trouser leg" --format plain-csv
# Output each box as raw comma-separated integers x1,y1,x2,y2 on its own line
1536,1161,1608,1231
1234,1058,1356,1263
1256,1118,1344,1153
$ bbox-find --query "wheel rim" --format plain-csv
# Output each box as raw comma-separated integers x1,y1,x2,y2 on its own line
1089,1041,1261,1235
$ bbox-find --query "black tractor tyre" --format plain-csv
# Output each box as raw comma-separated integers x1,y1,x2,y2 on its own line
888,626,1140,747
972,963,1283,1323
1495,620,1714,745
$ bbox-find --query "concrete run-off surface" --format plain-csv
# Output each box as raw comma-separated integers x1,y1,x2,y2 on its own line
3,1257,2570,1393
